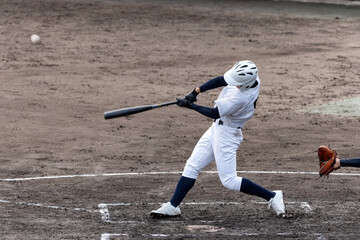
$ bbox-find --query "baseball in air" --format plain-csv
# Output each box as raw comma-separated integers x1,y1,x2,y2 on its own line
31,34,41,44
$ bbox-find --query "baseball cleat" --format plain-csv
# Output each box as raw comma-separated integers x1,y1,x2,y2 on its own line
268,190,286,217
150,202,181,218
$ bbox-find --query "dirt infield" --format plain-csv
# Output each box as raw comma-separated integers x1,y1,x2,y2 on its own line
1,0,360,239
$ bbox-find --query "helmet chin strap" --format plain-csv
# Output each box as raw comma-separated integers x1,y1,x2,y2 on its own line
249,80,258,88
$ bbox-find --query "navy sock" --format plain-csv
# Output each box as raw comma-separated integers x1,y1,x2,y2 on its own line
170,176,196,207
240,178,275,201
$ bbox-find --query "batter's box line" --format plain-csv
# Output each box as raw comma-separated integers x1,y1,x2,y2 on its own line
101,231,327,240
98,201,312,223
0,199,99,214
100,232,260,240
2,170,360,182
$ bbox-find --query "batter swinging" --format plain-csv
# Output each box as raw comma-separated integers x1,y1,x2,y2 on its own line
150,60,286,218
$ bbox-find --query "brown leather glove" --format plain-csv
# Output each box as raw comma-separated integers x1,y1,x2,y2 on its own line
318,145,338,177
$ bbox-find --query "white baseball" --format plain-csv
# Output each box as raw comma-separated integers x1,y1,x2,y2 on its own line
31,34,41,44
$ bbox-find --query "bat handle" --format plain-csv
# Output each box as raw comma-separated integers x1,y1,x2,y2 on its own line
156,100,178,108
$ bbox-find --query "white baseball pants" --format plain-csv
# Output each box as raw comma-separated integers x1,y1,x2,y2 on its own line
182,120,243,191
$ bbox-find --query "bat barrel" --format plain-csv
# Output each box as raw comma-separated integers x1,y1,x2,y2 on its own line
104,110,120,120
104,109,129,120
104,100,177,120
104,106,147,119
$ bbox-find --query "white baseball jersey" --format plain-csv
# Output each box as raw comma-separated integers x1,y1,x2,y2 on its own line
215,77,260,128
182,77,260,192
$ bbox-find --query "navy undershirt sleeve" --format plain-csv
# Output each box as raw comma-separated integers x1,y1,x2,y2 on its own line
189,104,220,119
186,76,225,119
340,158,360,167
199,76,227,93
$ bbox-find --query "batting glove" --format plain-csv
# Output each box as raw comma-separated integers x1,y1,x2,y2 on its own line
185,89,198,103
176,97,192,108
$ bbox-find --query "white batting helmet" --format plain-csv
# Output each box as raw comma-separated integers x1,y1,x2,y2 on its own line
224,60,258,89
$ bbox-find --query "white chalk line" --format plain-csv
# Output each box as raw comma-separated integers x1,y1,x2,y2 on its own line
101,233,128,240
101,232,327,240
99,200,316,240
98,201,312,224
100,231,327,240
2,170,360,182
0,199,321,240
100,232,310,240
0,199,311,221
0,199,99,213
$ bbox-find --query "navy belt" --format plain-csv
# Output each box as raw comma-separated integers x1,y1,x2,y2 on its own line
214,119,241,129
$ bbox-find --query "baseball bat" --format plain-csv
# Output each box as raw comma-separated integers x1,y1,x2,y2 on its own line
104,100,177,120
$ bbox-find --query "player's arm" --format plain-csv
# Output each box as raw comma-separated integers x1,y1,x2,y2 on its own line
185,76,227,102
176,98,220,119
179,76,226,118
340,158,360,167
198,76,227,93
190,104,220,119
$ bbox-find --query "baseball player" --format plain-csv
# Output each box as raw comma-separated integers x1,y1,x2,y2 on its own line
150,60,286,218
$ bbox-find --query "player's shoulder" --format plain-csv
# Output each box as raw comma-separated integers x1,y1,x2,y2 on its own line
230,90,250,104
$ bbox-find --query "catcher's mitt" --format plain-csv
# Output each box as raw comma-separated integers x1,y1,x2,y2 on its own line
318,145,338,177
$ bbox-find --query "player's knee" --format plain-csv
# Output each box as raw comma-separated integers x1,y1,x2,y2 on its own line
183,164,200,179
220,176,242,191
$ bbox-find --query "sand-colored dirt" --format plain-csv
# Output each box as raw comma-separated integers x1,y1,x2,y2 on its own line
1,0,360,239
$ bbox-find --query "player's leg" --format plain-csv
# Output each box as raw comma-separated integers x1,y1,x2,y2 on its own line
212,125,243,191
172,125,218,206
239,178,285,216
212,126,285,216
240,178,274,201
150,126,216,217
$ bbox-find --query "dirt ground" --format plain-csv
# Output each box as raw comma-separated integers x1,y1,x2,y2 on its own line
1,0,360,239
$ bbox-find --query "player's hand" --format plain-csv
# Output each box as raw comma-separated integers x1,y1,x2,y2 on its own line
333,156,341,170
185,89,199,102
176,97,192,108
